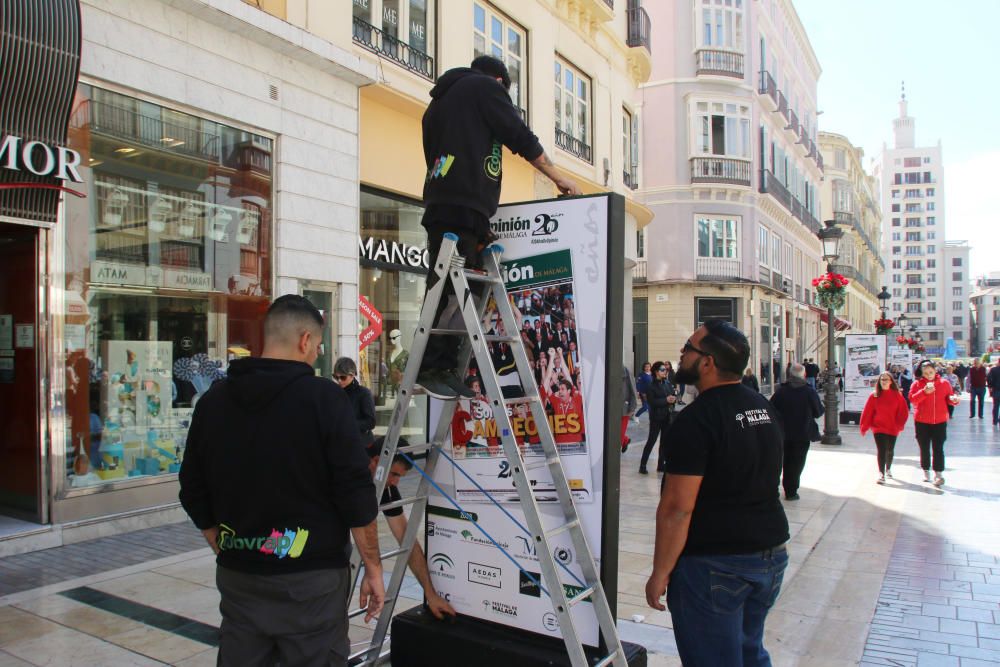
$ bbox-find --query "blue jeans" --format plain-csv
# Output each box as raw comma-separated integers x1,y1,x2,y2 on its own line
806,377,816,389
635,398,649,418
970,387,986,417
667,547,788,666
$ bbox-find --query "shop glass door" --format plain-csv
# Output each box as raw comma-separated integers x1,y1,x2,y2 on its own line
0,223,41,521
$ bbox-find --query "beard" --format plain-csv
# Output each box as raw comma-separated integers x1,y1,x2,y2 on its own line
674,362,700,386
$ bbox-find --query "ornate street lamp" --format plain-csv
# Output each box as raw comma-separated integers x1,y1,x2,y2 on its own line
896,313,908,337
818,219,844,445
877,286,891,318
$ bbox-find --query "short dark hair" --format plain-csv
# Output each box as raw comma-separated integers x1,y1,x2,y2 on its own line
367,436,414,469
470,55,511,91
700,320,750,380
264,294,324,346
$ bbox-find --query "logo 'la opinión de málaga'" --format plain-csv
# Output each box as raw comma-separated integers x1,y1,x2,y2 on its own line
218,524,309,559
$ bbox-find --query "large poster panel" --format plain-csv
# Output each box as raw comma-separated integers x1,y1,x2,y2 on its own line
426,195,614,645
887,346,913,375
844,334,887,412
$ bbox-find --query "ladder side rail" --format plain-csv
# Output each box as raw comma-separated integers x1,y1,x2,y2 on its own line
483,252,628,667
449,265,590,667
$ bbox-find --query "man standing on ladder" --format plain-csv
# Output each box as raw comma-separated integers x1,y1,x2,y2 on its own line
416,54,581,399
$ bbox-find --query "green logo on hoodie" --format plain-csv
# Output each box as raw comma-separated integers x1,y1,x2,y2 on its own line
484,140,502,180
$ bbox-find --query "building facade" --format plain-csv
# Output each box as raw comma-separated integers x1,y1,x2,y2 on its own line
634,0,826,395
971,273,1000,357
874,93,968,357
817,132,884,333
1,0,653,549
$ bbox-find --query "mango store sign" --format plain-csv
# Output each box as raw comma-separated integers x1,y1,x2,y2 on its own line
359,236,428,269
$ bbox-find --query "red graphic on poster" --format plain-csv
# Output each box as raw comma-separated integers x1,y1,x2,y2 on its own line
358,296,382,350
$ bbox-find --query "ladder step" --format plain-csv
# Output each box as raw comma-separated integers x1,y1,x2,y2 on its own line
484,334,518,343
463,270,502,284
397,441,438,456
504,396,539,406
429,328,467,336
379,546,409,560
525,456,558,472
348,596,397,620
594,649,624,667
545,518,580,540
567,584,596,607
379,495,426,512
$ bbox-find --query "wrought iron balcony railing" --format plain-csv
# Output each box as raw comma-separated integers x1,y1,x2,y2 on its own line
758,70,778,108
555,128,593,163
695,49,744,78
759,170,820,234
352,16,434,81
690,157,751,186
626,6,651,51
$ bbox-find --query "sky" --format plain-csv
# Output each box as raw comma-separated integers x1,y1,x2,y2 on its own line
794,0,998,281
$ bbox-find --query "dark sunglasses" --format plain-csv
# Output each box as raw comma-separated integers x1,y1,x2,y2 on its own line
334,374,352,381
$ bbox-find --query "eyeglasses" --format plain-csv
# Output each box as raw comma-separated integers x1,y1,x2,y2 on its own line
389,334,400,340
334,374,352,381
682,340,710,358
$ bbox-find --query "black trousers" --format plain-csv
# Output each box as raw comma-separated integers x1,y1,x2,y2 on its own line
994,391,1000,424
216,565,350,667
422,224,486,371
873,432,897,474
914,421,947,472
782,440,810,496
640,417,670,471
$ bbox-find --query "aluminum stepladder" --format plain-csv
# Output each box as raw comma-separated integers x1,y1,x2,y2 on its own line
346,233,626,667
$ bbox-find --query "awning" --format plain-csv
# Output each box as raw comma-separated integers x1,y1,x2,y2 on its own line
818,309,852,331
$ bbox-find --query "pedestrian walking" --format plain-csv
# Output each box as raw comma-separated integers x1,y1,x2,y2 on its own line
968,358,988,419
416,55,580,398
804,358,820,390
741,366,760,392
899,367,914,409
909,360,960,487
635,361,652,421
334,357,376,449
638,361,676,474
989,361,1000,426
645,320,788,666
859,372,910,484
178,295,384,667
942,365,961,418
769,363,824,501
621,364,638,452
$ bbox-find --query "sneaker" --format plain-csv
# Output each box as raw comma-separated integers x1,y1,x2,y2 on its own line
885,469,893,479
933,474,945,487
437,369,476,398
416,370,458,399
923,470,932,483
638,467,648,475
632,416,641,425
877,474,885,485
785,493,800,501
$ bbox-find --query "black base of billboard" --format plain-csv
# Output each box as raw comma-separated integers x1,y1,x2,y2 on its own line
840,411,861,425
390,607,647,666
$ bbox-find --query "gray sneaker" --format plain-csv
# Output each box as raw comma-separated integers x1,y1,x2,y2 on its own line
416,370,458,399
933,474,945,487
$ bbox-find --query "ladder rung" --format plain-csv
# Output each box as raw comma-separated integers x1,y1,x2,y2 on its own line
525,456,558,472
380,546,408,560
484,335,517,343
379,495,426,512
463,270,502,284
567,584,596,607
594,649,624,667
348,596,398,620
397,441,438,456
408,385,460,400
504,396,539,406
545,518,580,540
429,328,467,336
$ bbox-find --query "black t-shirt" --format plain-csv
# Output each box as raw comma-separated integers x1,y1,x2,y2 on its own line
381,484,403,518
663,383,789,556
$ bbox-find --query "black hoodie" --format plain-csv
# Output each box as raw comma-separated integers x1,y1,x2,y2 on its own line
179,357,377,575
422,67,543,229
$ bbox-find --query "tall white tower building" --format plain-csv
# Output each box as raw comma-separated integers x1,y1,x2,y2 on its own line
874,88,969,356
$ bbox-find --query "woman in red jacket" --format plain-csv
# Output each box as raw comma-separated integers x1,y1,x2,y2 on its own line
860,372,910,484
909,360,960,487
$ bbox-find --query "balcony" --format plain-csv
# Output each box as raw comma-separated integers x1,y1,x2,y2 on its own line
627,6,651,51
623,168,638,190
555,128,593,163
695,49,744,78
690,157,751,187
632,258,647,282
696,257,745,281
352,16,434,81
776,90,788,119
785,108,799,136
758,70,778,110
759,170,820,234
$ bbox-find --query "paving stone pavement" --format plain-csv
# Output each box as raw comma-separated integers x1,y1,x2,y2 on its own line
0,394,996,665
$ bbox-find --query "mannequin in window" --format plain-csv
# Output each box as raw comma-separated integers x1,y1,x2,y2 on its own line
388,329,409,397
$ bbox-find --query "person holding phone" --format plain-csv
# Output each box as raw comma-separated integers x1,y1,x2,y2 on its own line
909,360,960,487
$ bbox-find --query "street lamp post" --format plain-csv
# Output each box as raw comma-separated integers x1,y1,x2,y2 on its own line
896,313,909,338
818,219,844,446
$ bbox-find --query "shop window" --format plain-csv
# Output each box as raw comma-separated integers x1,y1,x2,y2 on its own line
61,84,273,490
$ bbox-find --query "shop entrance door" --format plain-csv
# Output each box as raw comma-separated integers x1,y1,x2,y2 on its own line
0,223,41,523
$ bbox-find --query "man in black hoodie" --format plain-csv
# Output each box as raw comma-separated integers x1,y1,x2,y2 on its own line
416,55,581,399
769,363,824,500
179,295,384,667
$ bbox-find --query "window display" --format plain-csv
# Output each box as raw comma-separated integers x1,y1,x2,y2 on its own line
61,84,273,489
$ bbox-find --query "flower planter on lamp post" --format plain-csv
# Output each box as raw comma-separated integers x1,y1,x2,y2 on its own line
816,219,844,445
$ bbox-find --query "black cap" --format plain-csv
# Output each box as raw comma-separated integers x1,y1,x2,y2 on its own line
471,55,511,91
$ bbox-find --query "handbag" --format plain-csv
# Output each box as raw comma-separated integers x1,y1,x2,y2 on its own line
808,419,821,443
